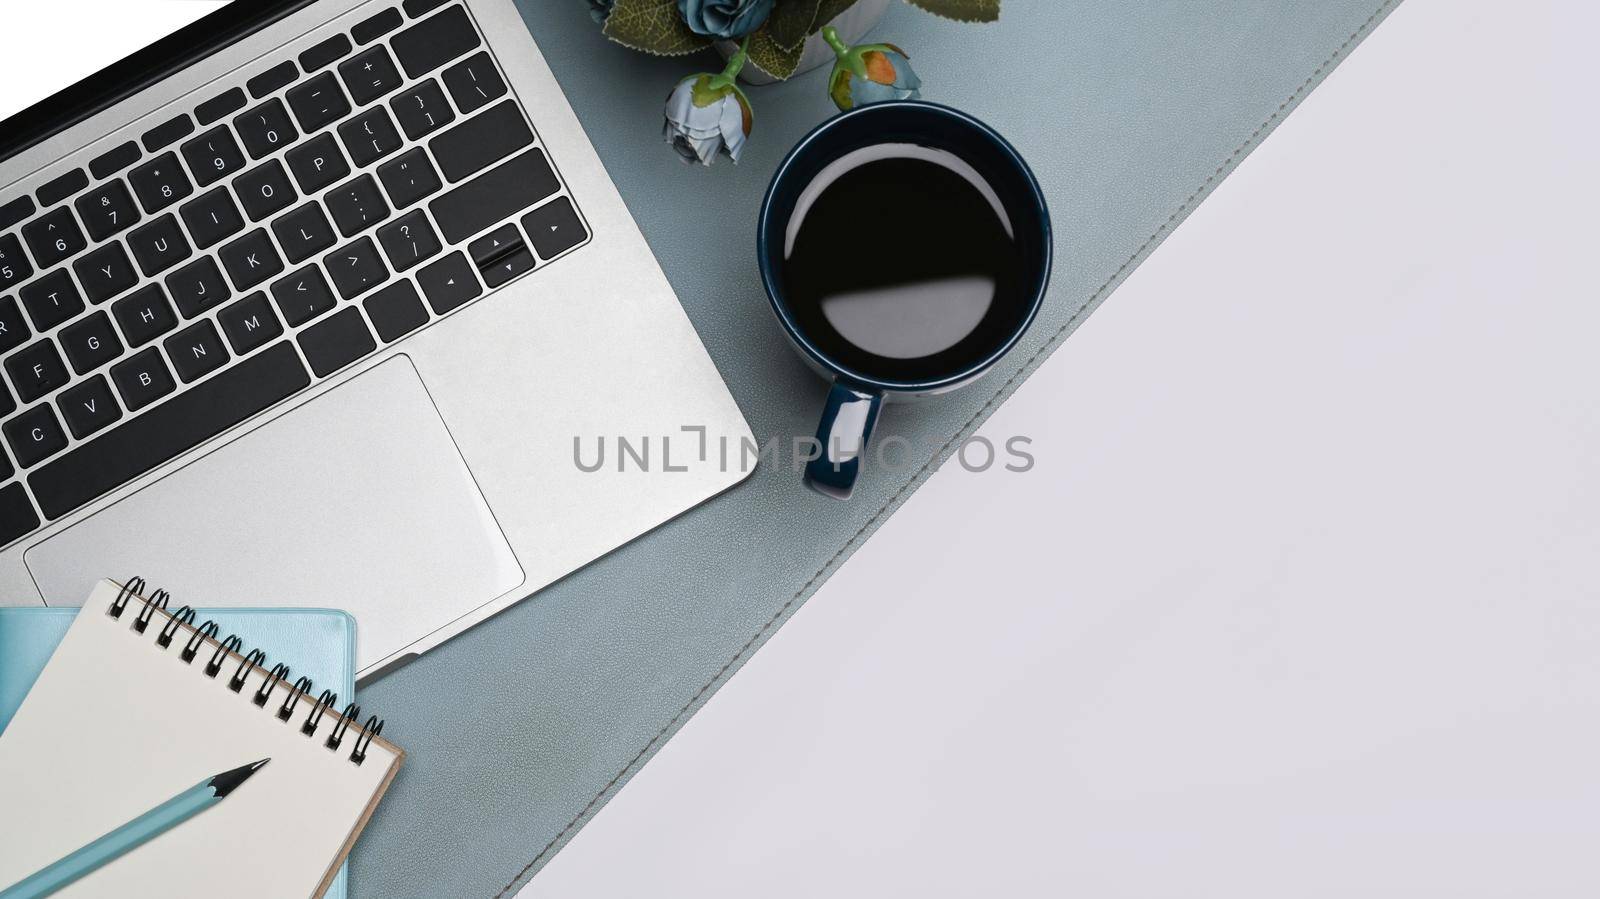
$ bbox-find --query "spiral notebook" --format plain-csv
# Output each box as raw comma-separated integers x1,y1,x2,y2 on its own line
0,579,404,898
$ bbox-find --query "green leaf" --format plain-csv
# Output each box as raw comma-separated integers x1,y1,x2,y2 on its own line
602,0,712,56
763,0,825,51
810,0,863,33
903,0,1001,23
747,27,806,80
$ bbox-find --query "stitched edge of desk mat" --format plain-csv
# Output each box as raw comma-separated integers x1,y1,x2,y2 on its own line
490,0,1402,894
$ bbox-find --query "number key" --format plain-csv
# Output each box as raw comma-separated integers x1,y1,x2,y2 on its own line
129,152,194,214
391,80,455,140
73,180,141,242
22,208,87,269
0,233,33,291
180,127,247,187
234,99,299,160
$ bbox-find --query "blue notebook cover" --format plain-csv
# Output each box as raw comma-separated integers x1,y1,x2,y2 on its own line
0,605,357,899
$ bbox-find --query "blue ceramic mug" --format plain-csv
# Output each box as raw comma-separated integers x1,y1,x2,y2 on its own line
758,101,1051,498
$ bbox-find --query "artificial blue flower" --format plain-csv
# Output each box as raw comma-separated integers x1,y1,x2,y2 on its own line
677,0,776,41
663,71,753,165
823,26,921,111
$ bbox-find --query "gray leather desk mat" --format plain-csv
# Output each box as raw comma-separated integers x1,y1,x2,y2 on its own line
352,1,1400,895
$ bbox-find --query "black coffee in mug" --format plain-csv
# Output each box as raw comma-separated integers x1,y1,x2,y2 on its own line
779,145,1027,383
759,101,1051,499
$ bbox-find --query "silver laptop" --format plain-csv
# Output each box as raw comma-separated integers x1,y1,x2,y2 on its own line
0,0,754,678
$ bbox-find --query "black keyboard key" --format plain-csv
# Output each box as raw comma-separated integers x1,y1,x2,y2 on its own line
430,148,558,243
4,404,66,468
325,174,390,237
340,46,403,107
402,0,449,17
218,229,284,291
430,101,532,183
481,244,533,288
219,292,283,354
23,208,88,269
522,196,588,259
354,7,403,43
19,270,85,331
6,339,68,404
338,107,402,168
416,251,481,314
89,141,142,180
180,188,245,249
235,99,298,160
0,234,34,292
377,209,440,271
300,34,352,72
272,202,337,265
196,87,247,126
72,241,138,304
34,343,310,519
74,180,141,242
271,266,338,327
0,296,28,355
442,52,507,116
247,62,298,99
391,80,455,140
58,375,122,439
112,284,177,347
127,215,191,276
299,307,376,377
0,196,35,232
324,237,388,299
128,152,193,214
59,311,124,374
37,169,88,207
377,148,441,209
467,223,520,267
110,347,176,411
142,114,195,152
287,72,352,134
235,159,296,221
0,482,40,545
165,256,231,318
165,319,229,382
0,381,11,420
181,127,247,187
364,280,427,342
392,6,480,79
286,133,350,194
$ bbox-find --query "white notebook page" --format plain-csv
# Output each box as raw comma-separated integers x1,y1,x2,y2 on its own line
0,581,402,898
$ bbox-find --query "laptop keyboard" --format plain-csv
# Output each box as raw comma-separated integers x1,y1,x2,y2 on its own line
0,3,589,547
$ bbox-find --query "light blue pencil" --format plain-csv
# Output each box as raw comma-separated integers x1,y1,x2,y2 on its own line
0,759,269,899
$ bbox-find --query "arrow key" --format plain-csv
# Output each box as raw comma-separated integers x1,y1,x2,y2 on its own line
416,250,481,314
468,224,521,268
521,196,587,260
481,245,533,289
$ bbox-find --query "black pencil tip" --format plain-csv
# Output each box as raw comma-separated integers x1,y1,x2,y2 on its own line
209,758,271,798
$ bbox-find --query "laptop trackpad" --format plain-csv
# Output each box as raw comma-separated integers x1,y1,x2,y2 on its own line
24,356,524,669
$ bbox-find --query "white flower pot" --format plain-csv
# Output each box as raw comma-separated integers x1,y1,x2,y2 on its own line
718,0,893,85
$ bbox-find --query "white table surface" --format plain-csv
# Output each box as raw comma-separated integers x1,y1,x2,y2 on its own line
524,0,1598,893
554,0,1589,894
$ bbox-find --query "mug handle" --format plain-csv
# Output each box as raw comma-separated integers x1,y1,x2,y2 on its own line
805,382,884,500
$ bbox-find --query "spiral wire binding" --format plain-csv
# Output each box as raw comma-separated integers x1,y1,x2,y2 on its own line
108,575,385,766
